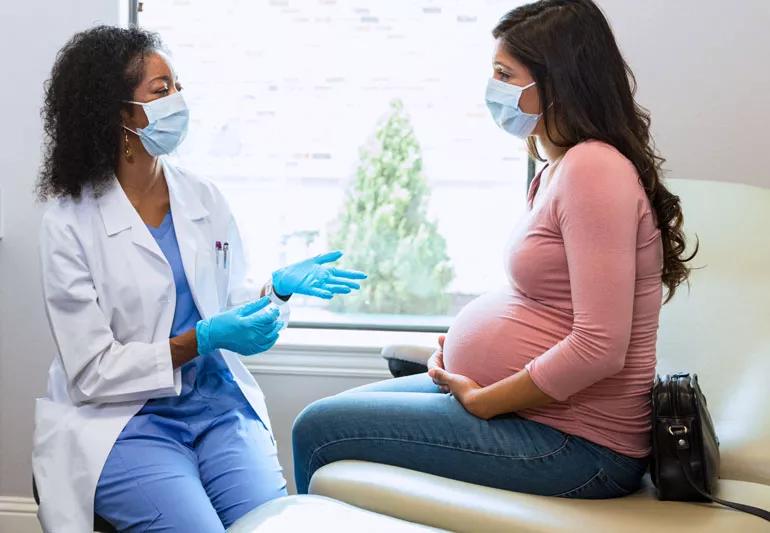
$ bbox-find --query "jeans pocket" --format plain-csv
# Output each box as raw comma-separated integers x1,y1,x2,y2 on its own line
555,469,632,499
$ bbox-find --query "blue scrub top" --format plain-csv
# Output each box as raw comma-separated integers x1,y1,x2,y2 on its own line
138,211,246,414
147,211,202,339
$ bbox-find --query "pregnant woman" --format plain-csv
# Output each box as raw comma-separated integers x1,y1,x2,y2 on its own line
293,0,696,498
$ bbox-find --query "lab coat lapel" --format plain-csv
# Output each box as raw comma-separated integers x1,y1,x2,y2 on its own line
163,161,216,318
96,178,166,262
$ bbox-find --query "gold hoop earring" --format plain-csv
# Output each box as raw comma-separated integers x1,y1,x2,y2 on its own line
124,129,133,160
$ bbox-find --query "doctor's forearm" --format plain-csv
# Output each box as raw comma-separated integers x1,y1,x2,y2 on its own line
170,329,198,369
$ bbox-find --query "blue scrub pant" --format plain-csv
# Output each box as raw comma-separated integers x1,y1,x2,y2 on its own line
95,371,287,531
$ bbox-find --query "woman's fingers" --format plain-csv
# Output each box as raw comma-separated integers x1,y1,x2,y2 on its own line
435,336,445,366
324,283,354,294
330,267,368,280
428,367,452,394
306,287,334,299
428,367,451,386
428,368,450,393
237,296,272,317
249,320,282,341
268,320,284,337
325,276,361,290
313,250,344,264
243,307,280,326
428,349,444,370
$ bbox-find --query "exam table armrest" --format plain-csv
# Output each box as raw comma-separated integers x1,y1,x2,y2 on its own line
381,344,433,377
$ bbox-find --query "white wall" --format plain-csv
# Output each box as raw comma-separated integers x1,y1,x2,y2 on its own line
602,0,770,186
0,0,768,530
0,0,126,506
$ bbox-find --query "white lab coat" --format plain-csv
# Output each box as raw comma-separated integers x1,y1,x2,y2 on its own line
32,160,286,533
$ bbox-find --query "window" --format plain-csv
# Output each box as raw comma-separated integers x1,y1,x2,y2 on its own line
137,1,530,331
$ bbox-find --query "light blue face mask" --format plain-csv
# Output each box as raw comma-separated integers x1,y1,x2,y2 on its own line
123,90,189,156
485,78,541,139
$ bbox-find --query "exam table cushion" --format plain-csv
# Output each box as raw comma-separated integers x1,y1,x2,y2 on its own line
309,461,770,533
226,494,444,532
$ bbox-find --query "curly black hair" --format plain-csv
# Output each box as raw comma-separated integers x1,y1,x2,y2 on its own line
37,26,163,200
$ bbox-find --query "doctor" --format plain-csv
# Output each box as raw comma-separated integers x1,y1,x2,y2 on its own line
33,26,365,532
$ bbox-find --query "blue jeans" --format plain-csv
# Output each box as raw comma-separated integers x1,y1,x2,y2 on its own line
292,373,647,497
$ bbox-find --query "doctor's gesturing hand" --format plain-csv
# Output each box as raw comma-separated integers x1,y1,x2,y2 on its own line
271,250,367,300
196,297,283,356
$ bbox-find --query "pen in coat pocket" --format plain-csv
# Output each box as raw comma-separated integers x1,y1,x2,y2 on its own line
215,241,222,267
223,242,229,269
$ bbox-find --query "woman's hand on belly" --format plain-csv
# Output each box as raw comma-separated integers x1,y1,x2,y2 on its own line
428,367,486,418
427,335,449,393
428,366,556,420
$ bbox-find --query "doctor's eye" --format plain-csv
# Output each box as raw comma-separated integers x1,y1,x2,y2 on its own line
175,81,183,91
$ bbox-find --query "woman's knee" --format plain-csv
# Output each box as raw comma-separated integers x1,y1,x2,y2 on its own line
294,396,324,426
293,396,336,443
292,395,360,493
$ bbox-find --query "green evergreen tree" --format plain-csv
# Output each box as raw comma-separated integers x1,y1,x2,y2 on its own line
328,99,453,314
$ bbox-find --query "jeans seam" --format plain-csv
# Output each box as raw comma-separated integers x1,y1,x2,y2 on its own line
584,439,647,476
554,468,632,498
305,434,571,486
553,469,605,498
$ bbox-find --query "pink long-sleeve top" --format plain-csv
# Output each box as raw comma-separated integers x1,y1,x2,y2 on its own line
443,140,662,458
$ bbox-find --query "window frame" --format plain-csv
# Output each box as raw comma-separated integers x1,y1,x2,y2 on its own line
131,1,535,334
129,0,139,27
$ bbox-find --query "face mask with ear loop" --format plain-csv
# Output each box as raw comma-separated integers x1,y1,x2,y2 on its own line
122,90,190,156
484,77,542,139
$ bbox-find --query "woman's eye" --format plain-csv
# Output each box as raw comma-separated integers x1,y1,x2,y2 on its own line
493,65,511,82
494,70,510,82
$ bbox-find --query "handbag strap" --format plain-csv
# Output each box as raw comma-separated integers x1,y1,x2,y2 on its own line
673,436,770,522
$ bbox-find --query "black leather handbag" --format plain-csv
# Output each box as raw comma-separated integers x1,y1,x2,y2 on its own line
650,373,769,521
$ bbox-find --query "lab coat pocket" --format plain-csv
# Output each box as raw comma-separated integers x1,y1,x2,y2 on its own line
196,247,229,313
33,398,71,446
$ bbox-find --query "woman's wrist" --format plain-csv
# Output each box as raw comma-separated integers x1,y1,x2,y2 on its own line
170,328,199,369
467,386,498,420
264,280,291,301
473,369,554,418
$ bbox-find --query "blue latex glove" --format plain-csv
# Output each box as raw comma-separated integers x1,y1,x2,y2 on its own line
196,297,283,356
272,250,367,300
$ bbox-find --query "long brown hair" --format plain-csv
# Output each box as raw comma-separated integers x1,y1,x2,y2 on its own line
494,0,696,302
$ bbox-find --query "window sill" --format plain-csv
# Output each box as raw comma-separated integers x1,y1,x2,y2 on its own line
241,327,439,379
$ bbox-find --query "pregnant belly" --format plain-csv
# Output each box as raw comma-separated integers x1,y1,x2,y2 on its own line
443,287,571,387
